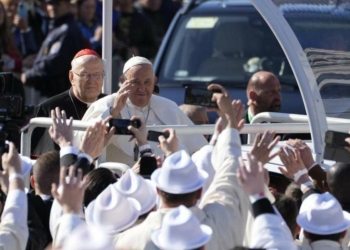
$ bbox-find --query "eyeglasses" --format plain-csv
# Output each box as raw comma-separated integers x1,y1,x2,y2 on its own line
73,71,105,81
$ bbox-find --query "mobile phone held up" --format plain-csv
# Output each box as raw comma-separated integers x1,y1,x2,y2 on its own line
140,156,157,178
147,130,169,142
184,86,221,108
109,119,141,135
17,2,28,19
324,130,350,163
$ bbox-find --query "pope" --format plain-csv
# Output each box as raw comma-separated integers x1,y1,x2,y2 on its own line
79,56,208,165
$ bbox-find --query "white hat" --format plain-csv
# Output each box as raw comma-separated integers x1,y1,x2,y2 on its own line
191,145,215,193
151,205,212,250
20,155,36,176
98,162,130,177
297,192,350,235
115,170,157,215
151,150,208,194
85,184,141,234
62,224,114,250
123,56,152,74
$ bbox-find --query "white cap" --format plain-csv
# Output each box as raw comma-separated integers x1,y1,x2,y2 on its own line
123,56,152,74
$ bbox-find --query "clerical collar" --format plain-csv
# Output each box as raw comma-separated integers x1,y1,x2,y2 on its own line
248,107,254,123
70,88,90,106
126,98,150,111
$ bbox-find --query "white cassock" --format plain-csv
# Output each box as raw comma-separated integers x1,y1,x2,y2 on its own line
76,94,208,165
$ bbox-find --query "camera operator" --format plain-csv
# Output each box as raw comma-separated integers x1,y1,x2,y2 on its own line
0,50,32,151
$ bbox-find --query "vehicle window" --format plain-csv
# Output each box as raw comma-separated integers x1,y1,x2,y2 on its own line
158,10,295,86
275,1,350,119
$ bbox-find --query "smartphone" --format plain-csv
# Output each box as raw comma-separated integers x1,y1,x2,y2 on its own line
184,86,221,107
139,156,158,178
147,130,169,142
17,2,28,19
109,119,141,135
324,130,350,162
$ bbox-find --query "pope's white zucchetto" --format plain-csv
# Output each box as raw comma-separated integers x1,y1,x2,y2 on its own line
123,56,153,74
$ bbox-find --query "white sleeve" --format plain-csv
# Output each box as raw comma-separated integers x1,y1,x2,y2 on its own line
54,214,86,248
191,145,215,195
73,95,115,148
0,190,28,250
250,213,297,250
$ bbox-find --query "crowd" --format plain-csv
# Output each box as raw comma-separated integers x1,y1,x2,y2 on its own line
0,0,180,99
2,75,350,249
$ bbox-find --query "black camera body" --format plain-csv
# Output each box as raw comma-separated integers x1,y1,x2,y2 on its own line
0,72,34,152
0,95,22,118
0,73,23,119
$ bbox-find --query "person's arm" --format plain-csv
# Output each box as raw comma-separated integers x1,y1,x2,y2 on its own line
0,143,28,250
51,166,86,248
197,85,250,248
278,146,318,195
20,28,38,56
237,153,297,250
24,30,74,88
286,139,326,189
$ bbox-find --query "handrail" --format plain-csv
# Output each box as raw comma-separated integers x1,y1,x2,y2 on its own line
22,117,350,159
21,117,350,187
248,112,350,143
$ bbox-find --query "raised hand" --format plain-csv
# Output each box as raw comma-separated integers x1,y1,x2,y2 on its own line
237,153,265,196
159,129,179,157
278,147,307,181
232,100,245,132
250,131,280,165
0,142,23,194
127,116,148,146
110,81,132,117
51,166,86,215
80,118,112,159
286,139,315,170
49,107,73,148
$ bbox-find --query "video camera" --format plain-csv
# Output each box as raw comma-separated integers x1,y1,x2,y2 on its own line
0,72,34,154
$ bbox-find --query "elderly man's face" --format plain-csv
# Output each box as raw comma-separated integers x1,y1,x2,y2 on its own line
69,56,103,103
123,64,156,107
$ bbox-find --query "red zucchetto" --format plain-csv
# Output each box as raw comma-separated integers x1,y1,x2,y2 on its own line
73,49,101,59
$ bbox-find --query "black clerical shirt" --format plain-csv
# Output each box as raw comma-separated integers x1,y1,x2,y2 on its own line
31,88,106,156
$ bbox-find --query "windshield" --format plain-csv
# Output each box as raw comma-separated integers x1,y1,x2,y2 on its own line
275,1,350,119
157,8,295,86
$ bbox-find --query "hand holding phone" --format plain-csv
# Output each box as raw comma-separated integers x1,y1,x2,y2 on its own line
147,130,169,142
184,86,221,107
109,118,141,135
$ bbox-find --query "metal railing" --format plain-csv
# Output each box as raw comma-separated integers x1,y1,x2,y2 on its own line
22,117,350,186
22,117,350,159
248,112,350,143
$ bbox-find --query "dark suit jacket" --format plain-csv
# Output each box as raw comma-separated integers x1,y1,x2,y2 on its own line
240,109,250,145
31,89,106,156
60,153,94,176
27,192,53,249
